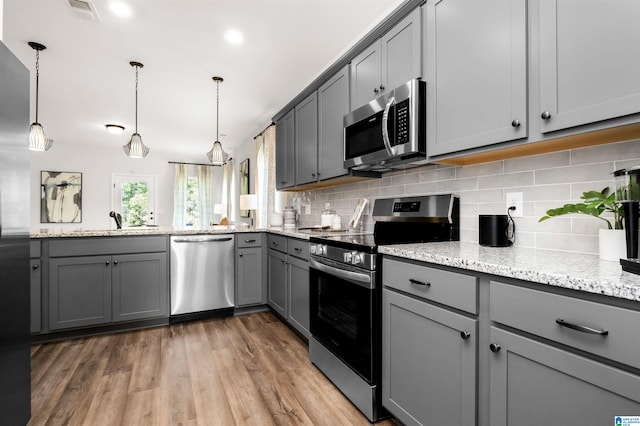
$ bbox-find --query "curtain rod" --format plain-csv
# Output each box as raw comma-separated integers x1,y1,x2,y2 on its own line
168,160,232,167
253,122,275,140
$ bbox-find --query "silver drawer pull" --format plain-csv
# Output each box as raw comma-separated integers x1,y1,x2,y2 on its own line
556,319,609,336
294,247,302,252
245,239,256,243
409,278,430,287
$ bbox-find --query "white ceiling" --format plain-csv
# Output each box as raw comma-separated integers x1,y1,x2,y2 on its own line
2,0,404,160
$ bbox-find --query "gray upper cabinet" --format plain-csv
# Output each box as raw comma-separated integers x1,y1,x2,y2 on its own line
295,91,319,186
318,65,350,181
426,0,527,156
537,0,640,134
351,8,422,110
276,109,295,190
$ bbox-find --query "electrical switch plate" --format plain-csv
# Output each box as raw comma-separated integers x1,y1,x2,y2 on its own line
506,192,523,217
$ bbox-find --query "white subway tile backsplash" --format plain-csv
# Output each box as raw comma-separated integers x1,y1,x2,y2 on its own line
296,141,637,255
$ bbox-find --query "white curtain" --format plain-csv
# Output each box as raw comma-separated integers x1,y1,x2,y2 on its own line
255,124,276,228
197,165,215,229
222,158,235,221
172,163,187,229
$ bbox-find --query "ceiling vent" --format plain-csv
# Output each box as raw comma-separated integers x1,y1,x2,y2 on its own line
68,0,100,22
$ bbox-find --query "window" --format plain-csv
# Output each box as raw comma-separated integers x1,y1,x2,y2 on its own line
112,174,156,227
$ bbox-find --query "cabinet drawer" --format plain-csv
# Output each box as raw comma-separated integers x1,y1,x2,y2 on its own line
49,236,167,257
490,281,640,370
288,238,309,259
267,234,287,253
237,233,263,248
383,258,478,314
30,240,41,258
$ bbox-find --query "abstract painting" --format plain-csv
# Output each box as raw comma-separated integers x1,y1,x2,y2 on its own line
41,171,82,223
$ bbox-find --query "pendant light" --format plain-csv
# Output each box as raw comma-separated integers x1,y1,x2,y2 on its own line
207,76,228,165
123,61,150,158
28,41,53,152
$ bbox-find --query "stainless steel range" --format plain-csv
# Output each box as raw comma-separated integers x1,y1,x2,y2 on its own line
308,194,459,422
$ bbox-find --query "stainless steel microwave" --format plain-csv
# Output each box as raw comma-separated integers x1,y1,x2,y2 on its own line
343,78,427,172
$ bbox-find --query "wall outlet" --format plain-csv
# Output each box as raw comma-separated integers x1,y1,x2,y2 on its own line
506,192,523,217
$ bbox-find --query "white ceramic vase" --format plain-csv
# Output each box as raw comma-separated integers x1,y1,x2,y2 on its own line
598,228,626,261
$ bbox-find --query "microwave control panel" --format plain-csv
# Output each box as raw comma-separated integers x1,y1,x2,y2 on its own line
395,99,410,145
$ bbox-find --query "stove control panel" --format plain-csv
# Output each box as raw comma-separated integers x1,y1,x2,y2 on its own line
310,244,327,256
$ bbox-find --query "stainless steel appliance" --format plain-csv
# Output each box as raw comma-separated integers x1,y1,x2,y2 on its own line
170,234,235,323
614,166,640,274
344,78,427,172
0,41,31,424
308,194,459,422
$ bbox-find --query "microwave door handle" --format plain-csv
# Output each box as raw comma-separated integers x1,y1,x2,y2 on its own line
381,96,396,156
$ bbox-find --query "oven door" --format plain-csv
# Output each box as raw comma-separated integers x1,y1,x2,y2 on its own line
309,257,376,384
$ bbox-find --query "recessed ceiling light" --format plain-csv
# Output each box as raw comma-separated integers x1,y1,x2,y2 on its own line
224,29,244,45
108,1,132,18
105,124,125,134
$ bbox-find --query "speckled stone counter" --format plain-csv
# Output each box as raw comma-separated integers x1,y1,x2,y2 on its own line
379,242,640,302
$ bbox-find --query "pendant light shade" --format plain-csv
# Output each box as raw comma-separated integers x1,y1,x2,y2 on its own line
28,41,53,152
207,76,228,165
123,61,150,158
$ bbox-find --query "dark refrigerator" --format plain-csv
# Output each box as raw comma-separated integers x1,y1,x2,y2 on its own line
0,41,31,425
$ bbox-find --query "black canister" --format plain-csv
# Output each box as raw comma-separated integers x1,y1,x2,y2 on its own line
479,214,513,247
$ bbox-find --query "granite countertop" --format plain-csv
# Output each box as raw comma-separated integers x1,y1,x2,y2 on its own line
380,242,640,302
29,226,346,240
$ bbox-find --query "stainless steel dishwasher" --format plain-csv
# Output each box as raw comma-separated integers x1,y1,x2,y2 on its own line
170,234,235,323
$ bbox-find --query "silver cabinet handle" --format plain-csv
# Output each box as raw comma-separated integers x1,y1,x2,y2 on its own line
460,331,471,340
245,239,256,243
541,111,551,120
511,119,521,127
32,264,39,270
294,247,302,252
409,278,430,287
272,241,278,246
113,260,118,265
379,85,385,91
105,260,110,265
556,318,609,336
238,253,243,257
373,87,379,94
489,343,501,353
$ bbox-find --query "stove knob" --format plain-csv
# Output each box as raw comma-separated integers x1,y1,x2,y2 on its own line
310,245,317,255
319,245,327,256
352,252,363,265
343,252,353,263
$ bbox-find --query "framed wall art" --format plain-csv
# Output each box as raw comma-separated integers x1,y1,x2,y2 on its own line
40,171,82,223
239,159,250,218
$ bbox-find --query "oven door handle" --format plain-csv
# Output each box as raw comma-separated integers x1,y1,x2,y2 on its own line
309,258,373,289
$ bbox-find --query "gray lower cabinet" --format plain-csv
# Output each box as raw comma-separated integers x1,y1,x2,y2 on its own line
268,247,288,318
30,259,41,333
489,327,640,426
287,251,310,339
49,255,112,330
236,232,266,307
382,287,477,426
111,253,167,322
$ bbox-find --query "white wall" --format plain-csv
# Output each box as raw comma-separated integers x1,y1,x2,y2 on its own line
1,0,4,41
30,142,224,230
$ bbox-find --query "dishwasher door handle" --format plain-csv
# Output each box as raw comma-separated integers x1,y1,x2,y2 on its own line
173,237,233,243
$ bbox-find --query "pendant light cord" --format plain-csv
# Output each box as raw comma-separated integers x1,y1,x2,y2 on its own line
35,50,40,123
134,64,139,133
216,79,219,142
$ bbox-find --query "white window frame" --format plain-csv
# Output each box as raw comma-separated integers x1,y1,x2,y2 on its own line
111,173,157,227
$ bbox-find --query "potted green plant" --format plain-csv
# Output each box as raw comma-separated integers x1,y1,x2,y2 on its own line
539,187,625,260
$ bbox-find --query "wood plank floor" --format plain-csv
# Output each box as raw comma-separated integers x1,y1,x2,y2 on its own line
29,311,395,425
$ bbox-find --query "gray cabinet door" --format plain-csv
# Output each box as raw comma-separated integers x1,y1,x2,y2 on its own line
287,256,310,339
30,259,41,333
381,7,422,92
49,256,112,330
268,249,288,318
112,253,168,322
489,327,640,426
350,41,381,109
318,65,350,181
426,0,527,156
538,0,640,133
236,246,265,307
275,109,295,190
382,288,477,426
295,91,319,185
